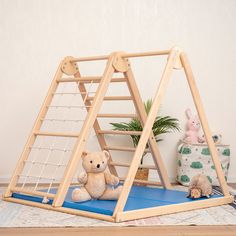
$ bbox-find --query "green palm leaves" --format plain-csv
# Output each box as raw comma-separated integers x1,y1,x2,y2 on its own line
110,99,180,148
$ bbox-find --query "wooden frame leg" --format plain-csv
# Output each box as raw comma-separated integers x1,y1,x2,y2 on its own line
52,55,116,207
113,50,177,217
124,68,172,189
4,61,63,198
75,71,118,176
180,52,230,196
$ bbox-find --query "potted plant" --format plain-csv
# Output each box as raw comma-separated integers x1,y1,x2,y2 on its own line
110,99,180,184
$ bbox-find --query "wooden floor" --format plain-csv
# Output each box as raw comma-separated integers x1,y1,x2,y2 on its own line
1,226,236,236
1,184,235,236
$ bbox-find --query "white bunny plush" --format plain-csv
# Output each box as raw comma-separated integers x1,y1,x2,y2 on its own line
184,108,205,144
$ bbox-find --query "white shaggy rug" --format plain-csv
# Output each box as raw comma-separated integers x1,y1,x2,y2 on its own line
0,186,236,227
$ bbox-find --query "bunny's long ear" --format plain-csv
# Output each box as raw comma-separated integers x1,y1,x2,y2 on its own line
186,108,192,119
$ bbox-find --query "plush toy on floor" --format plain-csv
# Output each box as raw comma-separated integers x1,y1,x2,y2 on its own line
72,151,122,202
184,108,205,144
187,174,213,199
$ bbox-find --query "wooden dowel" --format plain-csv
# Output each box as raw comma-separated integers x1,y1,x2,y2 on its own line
11,187,55,199
34,131,79,138
110,161,156,170
97,130,142,135
71,55,109,62
70,50,170,62
57,76,101,83
86,96,132,101
47,105,90,109
57,77,127,83
104,145,150,152
123,50,170,58
97,114,137,118
119,177,162,186
4,197,116,222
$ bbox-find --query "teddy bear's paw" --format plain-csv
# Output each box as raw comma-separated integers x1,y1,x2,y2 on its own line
77,172,87,184
110,176,119,186
72,187,91,202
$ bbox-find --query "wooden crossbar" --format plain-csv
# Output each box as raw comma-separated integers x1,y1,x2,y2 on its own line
70,50,170,62
86,96,132,101
97,130,142,135
119,177,162,186
104,145,150,152
110,161,156,170
34,131,79,138
57,77,127,83
97,114,137,118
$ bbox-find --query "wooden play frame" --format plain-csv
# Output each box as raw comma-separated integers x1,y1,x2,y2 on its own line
3,47,234,222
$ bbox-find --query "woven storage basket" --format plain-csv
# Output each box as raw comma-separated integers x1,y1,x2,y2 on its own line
176,141,230,186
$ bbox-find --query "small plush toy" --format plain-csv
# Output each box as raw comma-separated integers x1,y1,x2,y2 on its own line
184,108,205,144
72,150,122,202
187,174,213,199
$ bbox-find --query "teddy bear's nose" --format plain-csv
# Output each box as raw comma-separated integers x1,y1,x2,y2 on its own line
97,164,100,168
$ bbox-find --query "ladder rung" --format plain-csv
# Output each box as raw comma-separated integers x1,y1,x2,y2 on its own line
34,131,79,138
86,96,133,101
97,114,137,118
98,130,142,135
119,177,162,186
57,77,127,83
110,161,156,170
53,92,96,95
47,105,90,109
104,145,150,152
57,76,101,83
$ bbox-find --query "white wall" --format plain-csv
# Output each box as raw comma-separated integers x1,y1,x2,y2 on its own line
0,0,236,183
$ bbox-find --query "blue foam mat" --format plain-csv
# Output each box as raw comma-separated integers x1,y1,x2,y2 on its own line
12,186,222,216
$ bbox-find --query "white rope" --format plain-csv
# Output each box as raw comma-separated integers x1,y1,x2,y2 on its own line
24,160,67,167
30,146,72,152
21,79,96,203
19,174,57,181
34,86,73,191
45,80,94,195
21,83,67,188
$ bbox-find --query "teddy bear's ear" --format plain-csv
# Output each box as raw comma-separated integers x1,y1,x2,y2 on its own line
103,150,110,160
82,151,88,159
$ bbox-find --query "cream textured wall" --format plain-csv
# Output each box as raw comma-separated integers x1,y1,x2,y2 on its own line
0,0,236,183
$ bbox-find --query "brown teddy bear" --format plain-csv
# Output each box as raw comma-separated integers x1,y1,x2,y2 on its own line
72,151,122,202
